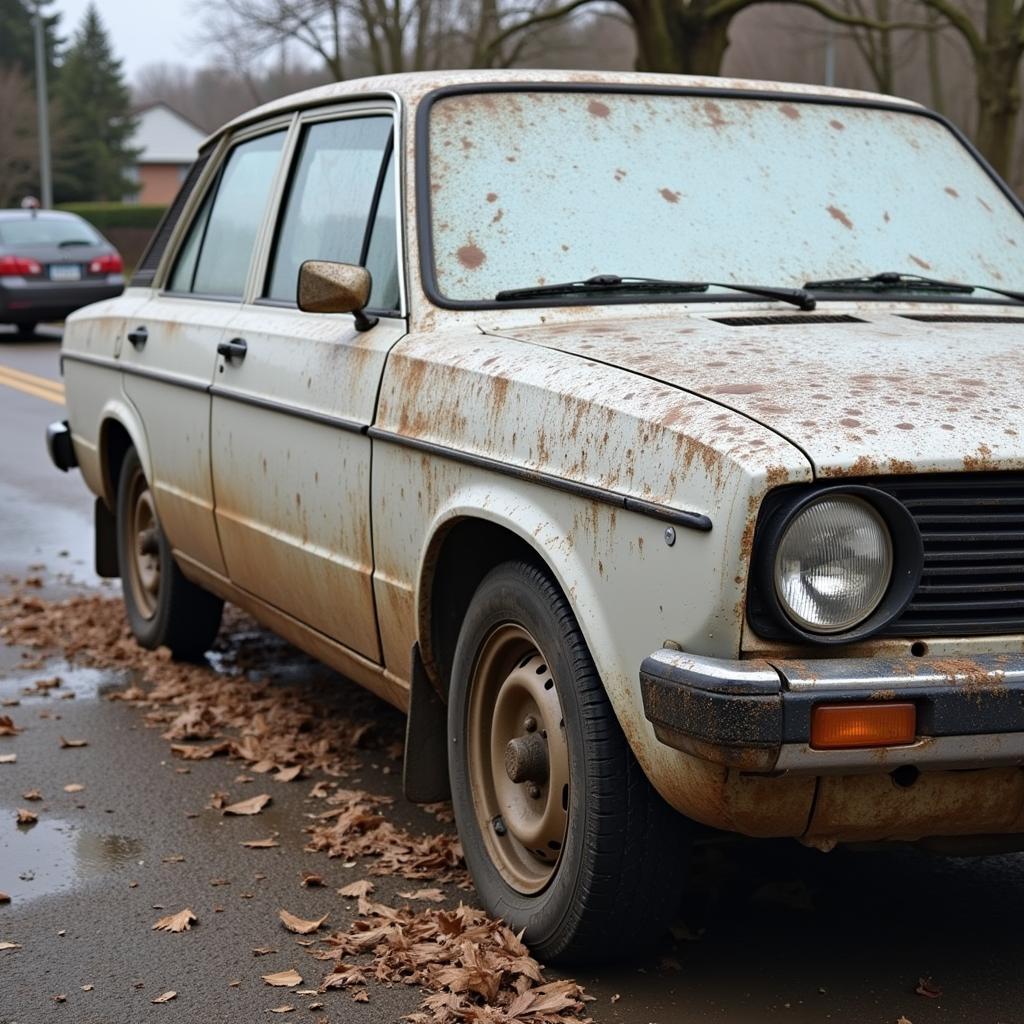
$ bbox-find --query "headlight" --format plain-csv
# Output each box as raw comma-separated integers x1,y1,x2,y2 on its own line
773,495,892,633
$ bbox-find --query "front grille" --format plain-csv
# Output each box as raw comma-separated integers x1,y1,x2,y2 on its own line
877,474,1024,636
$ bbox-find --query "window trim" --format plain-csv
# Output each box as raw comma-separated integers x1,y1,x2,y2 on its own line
249,99,407,319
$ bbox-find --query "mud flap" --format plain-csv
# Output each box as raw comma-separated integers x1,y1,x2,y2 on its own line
95,497,119,578
403,644,451,803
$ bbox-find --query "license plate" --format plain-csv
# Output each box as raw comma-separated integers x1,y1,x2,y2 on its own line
49,264,81,281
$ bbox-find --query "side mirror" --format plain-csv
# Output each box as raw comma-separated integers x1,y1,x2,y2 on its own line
297,260,378,332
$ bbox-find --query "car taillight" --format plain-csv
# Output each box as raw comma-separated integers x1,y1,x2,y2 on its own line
0,255,43,277
88,252,123,275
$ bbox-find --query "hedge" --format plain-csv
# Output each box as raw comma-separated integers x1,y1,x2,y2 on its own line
56,202,167,232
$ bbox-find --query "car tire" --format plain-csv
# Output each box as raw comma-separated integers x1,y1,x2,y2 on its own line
115,447,224,659
15,322,37,339
448,559,689,964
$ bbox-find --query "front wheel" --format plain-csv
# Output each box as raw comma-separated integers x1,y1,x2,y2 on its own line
115,447,223,659
448,560,689,964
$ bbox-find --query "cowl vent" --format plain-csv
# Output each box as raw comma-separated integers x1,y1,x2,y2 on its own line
899,314,1024,324
710,314,867,327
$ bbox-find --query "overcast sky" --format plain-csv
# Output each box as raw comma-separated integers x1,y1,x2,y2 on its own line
54,0,204,80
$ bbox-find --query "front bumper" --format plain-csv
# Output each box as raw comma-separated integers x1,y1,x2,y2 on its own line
46,419,77,471
640,649,1024,774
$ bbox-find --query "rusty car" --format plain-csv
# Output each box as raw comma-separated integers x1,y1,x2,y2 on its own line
47,69,1024,963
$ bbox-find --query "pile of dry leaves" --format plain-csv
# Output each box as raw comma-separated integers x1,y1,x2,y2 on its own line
315,896,591,1023
0,585,594,1022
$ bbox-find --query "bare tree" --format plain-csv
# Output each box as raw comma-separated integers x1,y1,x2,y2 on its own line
0,68,39,207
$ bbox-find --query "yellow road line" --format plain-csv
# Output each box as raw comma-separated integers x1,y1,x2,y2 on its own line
0,362,64,394
0,365,65,406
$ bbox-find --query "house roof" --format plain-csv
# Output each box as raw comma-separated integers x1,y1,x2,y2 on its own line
132,102,207,165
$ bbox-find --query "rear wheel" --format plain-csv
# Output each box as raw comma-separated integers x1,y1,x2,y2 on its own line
448,560,689,964
115,448,223,659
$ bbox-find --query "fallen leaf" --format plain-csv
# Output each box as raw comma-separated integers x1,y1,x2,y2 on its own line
337,880,374,899
241,837,279,849
228,980,240,988
152,909,197,933
162,854,186,863
0,942,21,951
16,809,37,825
916,977,942,999
81,984,94,991
151,991,177,1004
223,793,271,816
0,754,15,764
262,969,302,987
170,741,229,760
0,715,22,736
59,736,87,748
21,789,41,801
252,947,277,956
897,1018,913,1024
300,872,325,888
63,783,84,793
209,878,230,886
53,994,66,1003
268,1007,295,1014
34,676,61,691
278,909,328,935
611,993,621,1003
274,765,302,783
397,888,445,903
353,990,369,1003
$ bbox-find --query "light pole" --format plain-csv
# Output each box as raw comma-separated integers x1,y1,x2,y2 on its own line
32,1,53,209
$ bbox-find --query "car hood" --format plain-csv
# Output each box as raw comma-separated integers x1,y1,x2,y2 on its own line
488,307,1024,476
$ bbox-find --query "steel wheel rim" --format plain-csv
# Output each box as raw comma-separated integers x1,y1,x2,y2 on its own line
126,467,160,620
467,623,570,895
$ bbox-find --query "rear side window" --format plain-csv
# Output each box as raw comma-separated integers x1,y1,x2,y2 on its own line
169,131,286,298
132,151,210,287
265,116,397,309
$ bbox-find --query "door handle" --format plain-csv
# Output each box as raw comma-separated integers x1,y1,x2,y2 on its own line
217,337,248,363
127,325,148,349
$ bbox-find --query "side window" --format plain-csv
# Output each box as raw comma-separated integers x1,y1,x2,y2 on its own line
168,130,286,298
265,115,396,309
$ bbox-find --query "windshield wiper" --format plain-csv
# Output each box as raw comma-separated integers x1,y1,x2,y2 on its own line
495,274,816,310
804,271,1024,304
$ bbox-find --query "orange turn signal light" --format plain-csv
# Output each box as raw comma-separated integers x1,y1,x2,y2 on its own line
810,702,916,750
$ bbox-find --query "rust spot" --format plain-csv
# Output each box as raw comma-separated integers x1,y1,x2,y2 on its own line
710,383,763,395
456,243,486,270
895,422,915,430
659,188,681,204
883,211,891,223
978,197,993,213
485,192,498,203
779,104,801,120
909,255,932,270
491,208,503,224
829,119,846,131
703,101,727,130
944,186,960,198
613,168,627,182
964,443,997,471
587,99,611,118
827,205,854,230
460,137,473,152
839,418,861,428
889,458,914,474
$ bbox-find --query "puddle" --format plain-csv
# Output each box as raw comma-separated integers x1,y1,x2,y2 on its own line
0,818,144,902
0,660,134,704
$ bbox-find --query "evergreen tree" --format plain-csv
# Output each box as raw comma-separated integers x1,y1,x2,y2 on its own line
53,4,138,202
0,0,59,78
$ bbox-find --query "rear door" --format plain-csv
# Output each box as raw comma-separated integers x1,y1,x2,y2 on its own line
210,102,405,661
121,124,290,574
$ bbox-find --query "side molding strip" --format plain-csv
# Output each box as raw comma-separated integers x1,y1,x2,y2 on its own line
367,426,713,532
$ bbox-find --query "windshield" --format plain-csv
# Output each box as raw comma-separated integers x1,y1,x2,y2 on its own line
426,89,1024,304
0,215,102,248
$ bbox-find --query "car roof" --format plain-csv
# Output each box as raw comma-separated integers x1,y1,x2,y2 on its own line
0,209,83,221
209,67,922,148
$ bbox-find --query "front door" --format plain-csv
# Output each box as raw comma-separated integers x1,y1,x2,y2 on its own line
210,108,404,661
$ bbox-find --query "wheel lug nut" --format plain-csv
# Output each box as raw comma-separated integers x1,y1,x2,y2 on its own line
524,716,537,733
527,784,540,799
492,815,507,836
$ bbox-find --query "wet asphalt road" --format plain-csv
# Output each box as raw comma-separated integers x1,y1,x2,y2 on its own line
2,326,1024,1023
